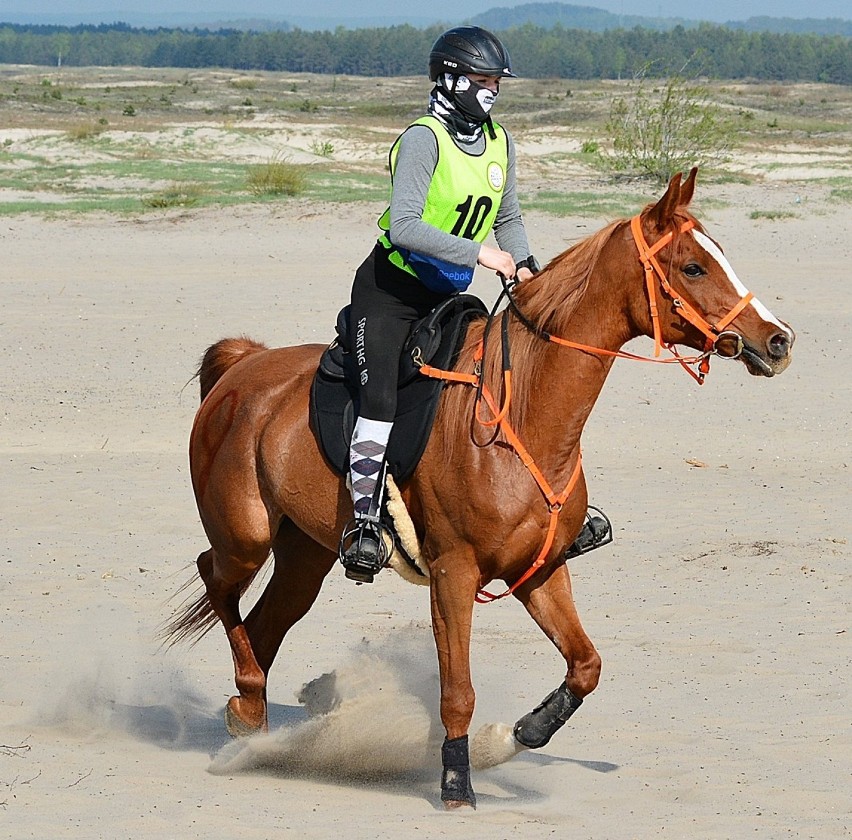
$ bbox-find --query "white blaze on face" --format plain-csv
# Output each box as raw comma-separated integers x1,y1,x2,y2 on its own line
691,229,792,337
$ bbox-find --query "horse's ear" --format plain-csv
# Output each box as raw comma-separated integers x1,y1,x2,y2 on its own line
679,167,698,208
647,172,683,232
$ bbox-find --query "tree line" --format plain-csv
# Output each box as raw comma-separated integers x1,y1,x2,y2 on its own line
0,21,849,83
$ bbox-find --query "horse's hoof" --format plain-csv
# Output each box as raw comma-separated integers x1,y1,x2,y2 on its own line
224,696,266,738
471,722,526,769
443,799,475,810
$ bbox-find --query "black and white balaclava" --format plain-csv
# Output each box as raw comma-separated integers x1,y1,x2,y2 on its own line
429,73,498,141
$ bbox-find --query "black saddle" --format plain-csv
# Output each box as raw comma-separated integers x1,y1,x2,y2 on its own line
310,293,487,481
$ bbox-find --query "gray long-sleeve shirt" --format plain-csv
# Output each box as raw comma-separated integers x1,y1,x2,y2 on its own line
385,123,532,269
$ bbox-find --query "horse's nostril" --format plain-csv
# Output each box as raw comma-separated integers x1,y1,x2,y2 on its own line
769,331,791,358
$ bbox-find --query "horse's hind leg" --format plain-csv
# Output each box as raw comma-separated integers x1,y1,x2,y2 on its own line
513,563,602,749
243,521,337,677
196,545,271,737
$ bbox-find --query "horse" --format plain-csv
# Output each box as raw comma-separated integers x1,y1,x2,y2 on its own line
165,169,794,808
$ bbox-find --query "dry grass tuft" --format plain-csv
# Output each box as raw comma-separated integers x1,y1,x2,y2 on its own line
246,155,306,196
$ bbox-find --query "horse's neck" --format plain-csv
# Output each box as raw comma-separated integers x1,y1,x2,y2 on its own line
506,247,639,472
508,322,616,471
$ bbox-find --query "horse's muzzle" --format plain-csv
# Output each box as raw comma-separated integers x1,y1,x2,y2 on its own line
741,322,795,377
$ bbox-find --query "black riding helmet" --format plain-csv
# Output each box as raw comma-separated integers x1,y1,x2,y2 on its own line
428,25,517,81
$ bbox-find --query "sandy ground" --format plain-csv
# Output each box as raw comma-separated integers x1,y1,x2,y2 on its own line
1,181,849,839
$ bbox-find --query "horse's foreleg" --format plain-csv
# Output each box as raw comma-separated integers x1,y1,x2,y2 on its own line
197,547,269,736
513,562,601,749
430,557,480,809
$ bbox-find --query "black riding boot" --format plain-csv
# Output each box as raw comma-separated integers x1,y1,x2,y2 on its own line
564,505,613,559
339,516,390,584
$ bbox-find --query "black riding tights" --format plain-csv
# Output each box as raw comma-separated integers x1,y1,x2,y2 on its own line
349,244,446,423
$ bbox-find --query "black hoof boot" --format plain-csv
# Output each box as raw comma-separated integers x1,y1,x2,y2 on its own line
513,683,583,749
564,505,613,559
441,735,476,809
338,518,390,584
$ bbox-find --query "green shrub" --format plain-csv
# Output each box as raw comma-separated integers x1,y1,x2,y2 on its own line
597,68,733,183
310,139,334,158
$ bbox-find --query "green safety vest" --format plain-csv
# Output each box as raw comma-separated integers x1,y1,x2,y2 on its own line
377,115,509,293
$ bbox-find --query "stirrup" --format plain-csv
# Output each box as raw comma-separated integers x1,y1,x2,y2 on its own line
338,517,393,584
564,505,613,559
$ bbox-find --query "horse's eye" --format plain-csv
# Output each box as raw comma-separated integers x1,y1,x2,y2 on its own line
683,263,705,278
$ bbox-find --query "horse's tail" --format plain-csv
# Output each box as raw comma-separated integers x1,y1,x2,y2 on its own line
160,558,265,648
198,336,268,401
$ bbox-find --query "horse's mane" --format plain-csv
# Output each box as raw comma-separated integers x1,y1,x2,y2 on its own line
438,218,624,448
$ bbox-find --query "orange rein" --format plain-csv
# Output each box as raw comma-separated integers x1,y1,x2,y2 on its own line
418,214,757,601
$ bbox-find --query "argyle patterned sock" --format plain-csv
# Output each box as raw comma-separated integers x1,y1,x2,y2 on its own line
349,417,393,517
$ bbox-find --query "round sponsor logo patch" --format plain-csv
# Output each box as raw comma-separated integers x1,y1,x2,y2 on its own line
487,162,505,191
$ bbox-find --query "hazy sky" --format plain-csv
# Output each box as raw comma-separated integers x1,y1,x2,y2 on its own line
3,0,850,26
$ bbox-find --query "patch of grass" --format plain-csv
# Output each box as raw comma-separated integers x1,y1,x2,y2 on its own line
748,209,798,220
303,171,388,203
229,77,259,90
141,181,206,208
0,155,252,213
347,102,419,120
823,176,852,205
700,171,755,186
246,156,306,196
520,190,643,218
130,142,158,159
66,122,108,141
0,196,150,215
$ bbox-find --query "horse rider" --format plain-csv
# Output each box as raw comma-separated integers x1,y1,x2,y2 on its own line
339,25,608,582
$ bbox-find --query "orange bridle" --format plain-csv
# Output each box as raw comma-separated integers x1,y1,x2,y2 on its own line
629,215,754,381
490,215,757,385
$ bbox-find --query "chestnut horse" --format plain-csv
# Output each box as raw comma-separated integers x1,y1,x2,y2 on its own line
166,170,793,807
